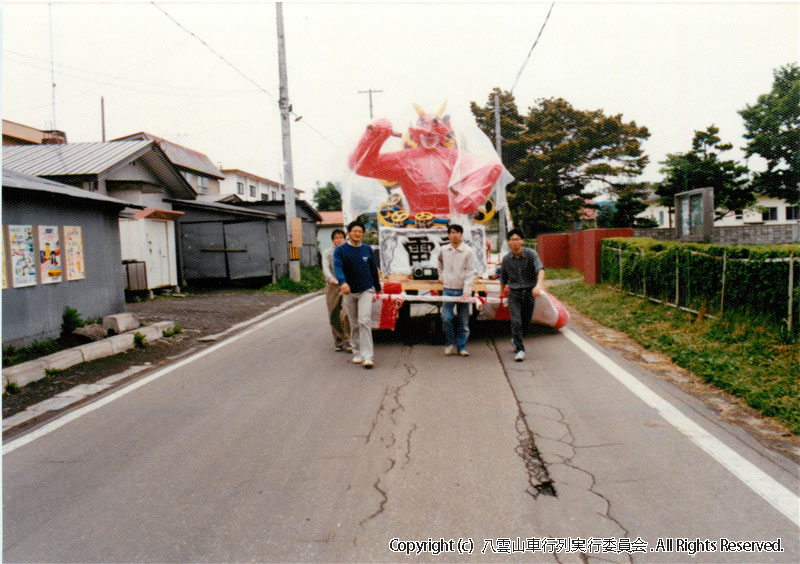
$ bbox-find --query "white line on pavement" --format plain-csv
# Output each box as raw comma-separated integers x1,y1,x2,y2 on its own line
561,327,800,526
3,295,324,455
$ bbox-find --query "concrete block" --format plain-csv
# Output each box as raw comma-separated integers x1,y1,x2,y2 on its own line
3,360,47,388
135,325,163,343
79,340,115,362
107,333,136,354
43,348,85,371
103,313,139,334
74,324,108,341
152,321,176,334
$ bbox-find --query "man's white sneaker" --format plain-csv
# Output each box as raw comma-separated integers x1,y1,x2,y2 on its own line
514,350,525,362
352,356,363,364
444,345,456,356
459,350,470,357
363,359,374,369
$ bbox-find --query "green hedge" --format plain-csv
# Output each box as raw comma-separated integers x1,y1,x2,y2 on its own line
600,238,800,334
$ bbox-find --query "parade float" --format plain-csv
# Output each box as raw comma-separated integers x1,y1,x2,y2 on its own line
343,100,568,332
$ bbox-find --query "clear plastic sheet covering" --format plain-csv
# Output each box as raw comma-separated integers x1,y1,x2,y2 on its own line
338,99,513,227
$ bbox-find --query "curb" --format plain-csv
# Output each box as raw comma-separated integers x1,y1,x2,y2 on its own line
2,321,176,389
2,291,323,436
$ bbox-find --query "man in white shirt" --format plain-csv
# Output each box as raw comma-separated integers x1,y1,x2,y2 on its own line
437,224,476,357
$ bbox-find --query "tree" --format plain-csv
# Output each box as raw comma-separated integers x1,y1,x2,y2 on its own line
597,183,659,228
739,63,800,204
313,182,342,211
657,125,753,220
471,92,651,236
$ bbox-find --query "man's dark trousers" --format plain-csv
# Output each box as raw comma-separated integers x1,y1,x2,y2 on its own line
508,287,535,353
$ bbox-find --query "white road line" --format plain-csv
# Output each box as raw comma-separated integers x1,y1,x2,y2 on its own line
3,295,324,455
561,327,800,526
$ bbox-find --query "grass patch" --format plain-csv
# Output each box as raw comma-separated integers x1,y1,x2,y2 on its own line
549,280,800,435
162,324,182,338
545,267,582,280
261,266,325,294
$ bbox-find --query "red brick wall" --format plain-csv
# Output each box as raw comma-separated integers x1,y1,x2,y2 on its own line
535,228,634,284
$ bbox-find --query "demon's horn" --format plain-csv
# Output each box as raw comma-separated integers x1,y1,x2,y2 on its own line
438,100,447,116
413,103,425,116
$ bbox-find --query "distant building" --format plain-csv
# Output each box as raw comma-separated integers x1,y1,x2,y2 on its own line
637,191,800,228
112,132,224,197
219,168,303,202
2,119,67,146
317,210,345,253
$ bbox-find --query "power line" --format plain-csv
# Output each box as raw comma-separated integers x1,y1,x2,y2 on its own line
509,2,555,94
151,1,333,144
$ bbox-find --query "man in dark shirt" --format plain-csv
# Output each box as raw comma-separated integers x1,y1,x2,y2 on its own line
499,229,545,362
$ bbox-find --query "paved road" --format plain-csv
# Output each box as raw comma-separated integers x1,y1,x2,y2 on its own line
3,295,798,563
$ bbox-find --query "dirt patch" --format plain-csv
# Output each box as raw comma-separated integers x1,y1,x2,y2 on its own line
2,290,306,419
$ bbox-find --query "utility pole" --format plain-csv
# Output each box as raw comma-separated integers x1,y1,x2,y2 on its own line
276,2,300,282
494,93,506,246
358,88,383,119
101,97,106,142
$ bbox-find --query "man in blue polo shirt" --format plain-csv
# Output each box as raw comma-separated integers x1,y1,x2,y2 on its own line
334,220,382,369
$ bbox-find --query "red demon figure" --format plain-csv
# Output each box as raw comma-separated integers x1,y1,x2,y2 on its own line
348,102,503,217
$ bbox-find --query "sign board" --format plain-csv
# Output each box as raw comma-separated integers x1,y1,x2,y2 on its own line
291,216,303,248
378,225,487,277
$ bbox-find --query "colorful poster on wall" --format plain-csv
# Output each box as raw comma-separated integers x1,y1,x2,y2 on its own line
8,225,37,288
63,226,86,281
2,228,8,289
38,225,63,284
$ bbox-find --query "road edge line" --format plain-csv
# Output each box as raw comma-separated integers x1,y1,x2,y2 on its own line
561,327,800,526
3,294,324,455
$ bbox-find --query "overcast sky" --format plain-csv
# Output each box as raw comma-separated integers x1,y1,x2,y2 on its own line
2,1,797,199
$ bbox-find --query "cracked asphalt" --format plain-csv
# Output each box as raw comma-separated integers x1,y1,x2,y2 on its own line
3,294,798,563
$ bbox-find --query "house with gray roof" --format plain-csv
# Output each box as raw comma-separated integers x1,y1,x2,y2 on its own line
3,140,194,293
112,132,224,197
2,169,139,347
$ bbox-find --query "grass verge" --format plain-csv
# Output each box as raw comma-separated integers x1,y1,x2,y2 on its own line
261,266,325,294
548,280,799,435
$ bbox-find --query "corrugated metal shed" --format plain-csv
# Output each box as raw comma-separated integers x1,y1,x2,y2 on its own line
2,168,142,207
2,140,152,176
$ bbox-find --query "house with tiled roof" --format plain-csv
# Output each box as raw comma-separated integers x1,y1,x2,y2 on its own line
112,132,224,196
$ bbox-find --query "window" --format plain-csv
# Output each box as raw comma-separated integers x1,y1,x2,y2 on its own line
237,182,244,195
658,211,664,226
762,207,778,221
261,193,269,201
734,209,743,220
271,191,277,200
250,185,256,198
787,206,800,220
197,176,208,194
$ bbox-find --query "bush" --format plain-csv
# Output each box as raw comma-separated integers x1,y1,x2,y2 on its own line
61,307,85,339
601,238,800,334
